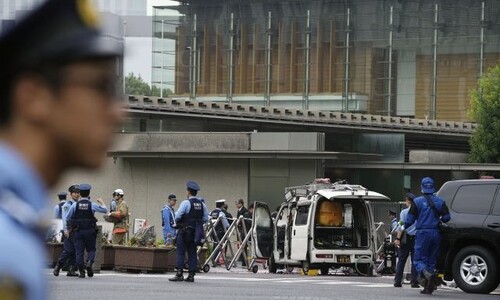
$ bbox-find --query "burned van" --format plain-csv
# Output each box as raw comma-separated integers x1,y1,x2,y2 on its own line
251,179,389,275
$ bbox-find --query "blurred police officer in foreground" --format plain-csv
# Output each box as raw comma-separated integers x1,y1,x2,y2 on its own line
53,184,81,277
406,177,451,294
169,181,209,282
66,184,107,278
0,0,123,297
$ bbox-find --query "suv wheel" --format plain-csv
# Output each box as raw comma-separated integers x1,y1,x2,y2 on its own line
452,246,499,294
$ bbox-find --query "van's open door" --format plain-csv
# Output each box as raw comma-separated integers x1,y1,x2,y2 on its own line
251,202,273,259
290,204,310,261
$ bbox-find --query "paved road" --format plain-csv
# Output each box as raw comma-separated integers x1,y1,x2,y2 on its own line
47,269,499,300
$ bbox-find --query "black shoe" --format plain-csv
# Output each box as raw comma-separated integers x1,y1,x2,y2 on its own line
185,272,195,283
169,270,184,282
411,282,420,288
393,282,402,287
418,272,427,287
53,264,61,277
66,266,79,277
86,262,94,278
78,268,85,278
420,289,432,294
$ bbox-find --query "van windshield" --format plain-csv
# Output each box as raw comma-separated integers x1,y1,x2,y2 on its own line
314,197,369,249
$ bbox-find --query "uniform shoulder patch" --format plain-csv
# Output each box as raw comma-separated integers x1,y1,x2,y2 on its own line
0,275,25,300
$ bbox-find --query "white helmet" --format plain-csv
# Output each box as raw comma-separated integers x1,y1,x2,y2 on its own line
114,188,124,196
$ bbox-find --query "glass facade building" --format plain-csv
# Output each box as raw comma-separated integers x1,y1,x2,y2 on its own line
152,0,500,121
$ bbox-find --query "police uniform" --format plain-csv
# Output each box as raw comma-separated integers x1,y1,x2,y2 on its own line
162,194,177,245
169,181,209,282
66,184,107,278
394,193,418,288
53,192,67,219
53,185,80,277
0,0,121,297
406,177,451,294
210,199,230,264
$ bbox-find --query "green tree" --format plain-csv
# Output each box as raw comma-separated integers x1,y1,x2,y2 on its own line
125,73,150,96
125,73,173,97
468,65,500,165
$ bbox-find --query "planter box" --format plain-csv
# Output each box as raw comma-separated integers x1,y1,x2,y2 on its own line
46,242,63,268
114,246,176,272
101,244,116,270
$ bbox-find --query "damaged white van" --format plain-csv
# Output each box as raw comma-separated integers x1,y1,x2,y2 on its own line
251,179,389,275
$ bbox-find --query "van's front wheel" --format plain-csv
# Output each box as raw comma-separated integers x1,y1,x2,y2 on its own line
320,267,330,275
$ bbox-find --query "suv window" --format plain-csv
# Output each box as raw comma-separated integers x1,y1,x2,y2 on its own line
452,184,496,214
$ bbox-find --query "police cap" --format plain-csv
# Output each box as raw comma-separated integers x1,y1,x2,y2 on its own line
186,180,200,192
406,192,415,200
388,209,396,216
168,194,177,200
0,0,123,78
57,192,67,200
68,184,80,193
421,177,435,194
78,183,92,192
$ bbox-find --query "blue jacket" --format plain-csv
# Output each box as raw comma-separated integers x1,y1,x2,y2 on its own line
161,205,176,241
406,194,451,230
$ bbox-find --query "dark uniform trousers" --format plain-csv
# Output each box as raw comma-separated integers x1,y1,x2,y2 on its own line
74,228,97,268
57,232,76,267
176,227,198,272
395,234,417,284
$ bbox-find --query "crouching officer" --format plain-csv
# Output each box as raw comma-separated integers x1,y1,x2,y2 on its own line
169,181,209,282
66,184,107,278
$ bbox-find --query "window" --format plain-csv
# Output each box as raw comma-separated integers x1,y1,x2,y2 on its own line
295,205,309,225
452,184,497,214
492,186,500,215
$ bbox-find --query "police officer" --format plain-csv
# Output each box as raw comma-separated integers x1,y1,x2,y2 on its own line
393,193,419,288
162,194,177,245
169,181,209,282
406,177,451,294
210,199,230,265
53,192,67,219
0,0,122,296
66,184,107,278
388,210,398,233
53,184,81,277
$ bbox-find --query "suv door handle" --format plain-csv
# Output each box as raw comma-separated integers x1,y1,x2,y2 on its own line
487,223,500,228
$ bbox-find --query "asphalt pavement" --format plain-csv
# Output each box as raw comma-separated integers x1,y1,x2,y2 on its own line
47,267,500,300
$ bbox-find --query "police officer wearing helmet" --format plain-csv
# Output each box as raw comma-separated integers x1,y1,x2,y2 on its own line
0,0,122,295
405,177,451,294
66,184,107,278
53,184,81,277
169,181,209,282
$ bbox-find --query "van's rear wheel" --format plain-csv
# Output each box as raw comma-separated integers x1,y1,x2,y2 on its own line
452,246,499,294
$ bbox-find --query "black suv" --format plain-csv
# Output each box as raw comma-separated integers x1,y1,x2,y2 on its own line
436,179,500,294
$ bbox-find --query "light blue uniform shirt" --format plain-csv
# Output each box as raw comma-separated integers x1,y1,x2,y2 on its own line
0,142,48,300
399,207,417,236
53,202,65,219
161,205,176,241
61,199,75,231
66,198,107,220
175,196,209,223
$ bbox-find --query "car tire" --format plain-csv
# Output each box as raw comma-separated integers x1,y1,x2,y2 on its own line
452,246,499,294
320,266,330,275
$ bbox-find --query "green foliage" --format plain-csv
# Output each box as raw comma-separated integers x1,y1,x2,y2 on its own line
468,65,500,165
125,73,173,97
